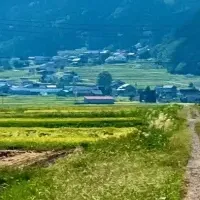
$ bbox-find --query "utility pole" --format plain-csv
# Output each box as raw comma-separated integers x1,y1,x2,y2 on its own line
74,90,78,104
0,94,5,105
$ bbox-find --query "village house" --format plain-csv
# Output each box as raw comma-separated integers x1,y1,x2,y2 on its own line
20,78,34,85
100,50,110,63
117,84,136,97
111,80,125,89
37,63,56,75
43,74,58,84
52,56,68,68
137,46,151,59
105,53,127,64
179,88,200,103
83,50,101,65
61,71,79,84
139,89,157,103
9,86,62,96
71,58,82,66
37,69,55,77
84,50,100,58
73,86,102,97
24,82,57,89
0,79,13,85
127,53,136,60
84,96,115,104
33,56,51,65
155,85,178,102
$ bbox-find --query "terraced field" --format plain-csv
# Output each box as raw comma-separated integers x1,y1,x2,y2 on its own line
0,104,191,200
0,106,145,150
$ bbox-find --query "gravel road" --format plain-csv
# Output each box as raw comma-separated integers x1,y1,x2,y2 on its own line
184,110,200,200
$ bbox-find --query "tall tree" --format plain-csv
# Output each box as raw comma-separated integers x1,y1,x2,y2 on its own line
97,71,112,95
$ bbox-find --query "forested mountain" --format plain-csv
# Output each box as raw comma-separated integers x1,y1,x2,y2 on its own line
154,10,200,75
0,0,200,63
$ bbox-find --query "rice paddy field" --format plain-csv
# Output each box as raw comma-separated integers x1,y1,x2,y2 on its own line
0,104,191,200
66,63,200,88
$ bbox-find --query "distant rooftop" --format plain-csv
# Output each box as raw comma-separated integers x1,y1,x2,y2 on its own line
84,96,114,100
163,85,176,89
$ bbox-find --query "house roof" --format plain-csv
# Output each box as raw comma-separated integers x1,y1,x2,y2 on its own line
46,85,57,89
180,88,200,94
0,83,8,88
84,96,114,100
100,50,110,54
72,58,81,62
10,87,62,93
91,90,103,95
127,53,136,56
163,85,176,89
84,50,100,54
117,84,131,90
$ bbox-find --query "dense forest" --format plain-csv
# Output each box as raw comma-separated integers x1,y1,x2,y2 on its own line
0,0,200,74
154,10,200,75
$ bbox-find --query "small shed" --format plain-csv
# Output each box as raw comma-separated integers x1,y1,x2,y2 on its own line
84,96,115,104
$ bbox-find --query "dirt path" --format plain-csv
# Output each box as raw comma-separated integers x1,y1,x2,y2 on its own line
184,109,200,200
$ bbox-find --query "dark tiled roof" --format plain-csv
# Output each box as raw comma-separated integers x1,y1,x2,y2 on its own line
84,96,114,100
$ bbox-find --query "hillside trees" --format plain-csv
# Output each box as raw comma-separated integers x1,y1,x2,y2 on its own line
0,0,199,57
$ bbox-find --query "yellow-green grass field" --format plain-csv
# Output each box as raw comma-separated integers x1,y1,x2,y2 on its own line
0,104,191,200
67,63,200,88
0,105,146,150
0,127,134,150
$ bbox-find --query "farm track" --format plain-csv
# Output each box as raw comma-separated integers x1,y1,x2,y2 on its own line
184,109,200,200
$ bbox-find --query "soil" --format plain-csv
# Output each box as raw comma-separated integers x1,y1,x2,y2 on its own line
184,109,200,200
0,148,80,168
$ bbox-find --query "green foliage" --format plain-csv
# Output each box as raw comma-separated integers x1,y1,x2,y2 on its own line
135,128,169,149
0,117,144,128
1,1,198,56
12,60,29,69
154,9,200,75
97,71,112,86
174,62,186,74
189,82,195,88
0,105,190,200
97,71,113,95
140,86,157,103
0,108,143,118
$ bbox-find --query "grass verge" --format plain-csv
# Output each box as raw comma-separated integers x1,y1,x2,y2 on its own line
195,122,200,137
0,124,190,200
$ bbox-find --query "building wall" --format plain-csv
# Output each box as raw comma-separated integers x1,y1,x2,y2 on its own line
187,95,200,103
84,98,114,104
